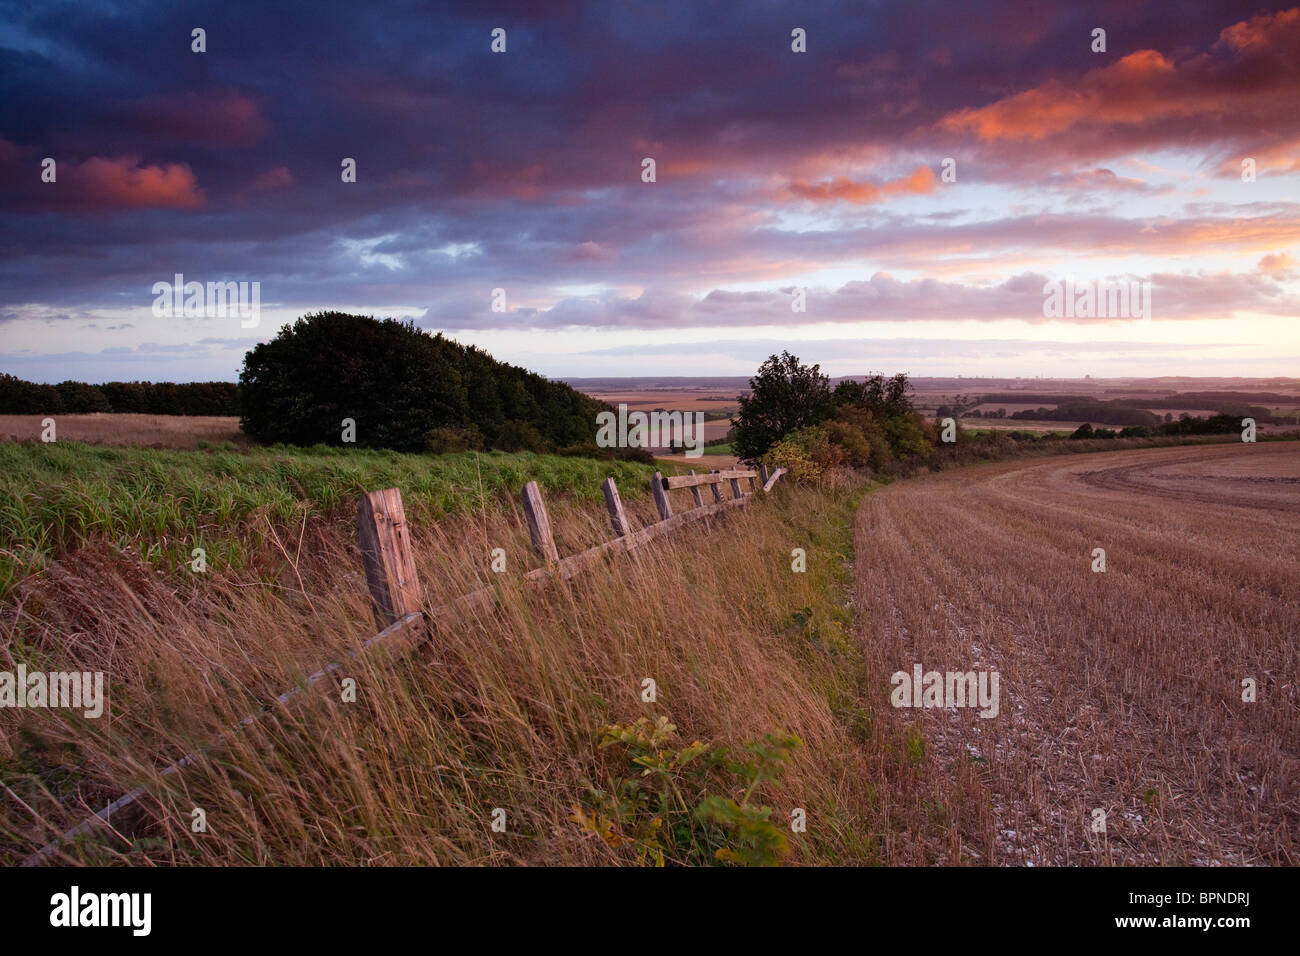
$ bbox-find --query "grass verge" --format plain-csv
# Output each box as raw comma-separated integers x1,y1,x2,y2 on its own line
2,470,888,865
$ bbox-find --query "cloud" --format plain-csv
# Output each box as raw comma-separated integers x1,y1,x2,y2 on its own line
785,165,937,204
122,92,269,146
429,268,1300,331
571,240,615,261
937,7,1300,171
250,166,295,192
1257,251,1297,278
70,156,205,210
1044,168,1171,195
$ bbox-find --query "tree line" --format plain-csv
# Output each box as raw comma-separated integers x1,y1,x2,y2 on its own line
0,374,239,416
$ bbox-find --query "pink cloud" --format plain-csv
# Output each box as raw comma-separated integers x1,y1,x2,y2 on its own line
1258,252,1297,278
785,164,937,204
71,156,204,210
936,8,1300,170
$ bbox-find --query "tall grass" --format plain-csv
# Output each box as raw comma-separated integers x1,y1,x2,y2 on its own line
1,471,890,865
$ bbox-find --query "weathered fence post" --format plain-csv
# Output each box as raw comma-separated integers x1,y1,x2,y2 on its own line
710,470,723,503
759,464,769,486
521,480,560,562
729,473,744,499
357,487,422,629
687,469,705,508
651,471,673,521
602,476,631,537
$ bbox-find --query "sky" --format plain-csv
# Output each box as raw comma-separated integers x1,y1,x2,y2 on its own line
1,0,1298,383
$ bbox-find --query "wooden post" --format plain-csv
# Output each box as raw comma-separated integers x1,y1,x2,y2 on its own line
357,488,422,629
759,464,770,486
687,469,705,509
602,477,631,537
729,474,743,499
762,467,787,493
651,471,673,521
710,470,723,503
521,480,560,563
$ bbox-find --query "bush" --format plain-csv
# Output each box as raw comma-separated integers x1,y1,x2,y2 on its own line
823,418,873,468
762,425,840,482
556,442,655,464
425,425,483,454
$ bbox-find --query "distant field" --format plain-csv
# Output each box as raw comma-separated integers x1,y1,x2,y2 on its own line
654,452,739,470
581,389,740,412
0,413,247,449
960,417,1084,434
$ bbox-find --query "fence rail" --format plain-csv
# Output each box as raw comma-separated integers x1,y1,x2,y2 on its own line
23,462,785,865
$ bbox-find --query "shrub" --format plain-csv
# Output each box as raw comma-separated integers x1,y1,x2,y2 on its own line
824,418,873,468
573,716,798,866
425,425,483,454
762,425,840,482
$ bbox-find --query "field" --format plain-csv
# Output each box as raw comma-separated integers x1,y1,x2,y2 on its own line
853,442,1299,864
0,440,667,595
0,413,247,449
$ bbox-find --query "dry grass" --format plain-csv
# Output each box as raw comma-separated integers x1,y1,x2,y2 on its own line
854,442,1299,864
0,414,246,449
1,473,893,865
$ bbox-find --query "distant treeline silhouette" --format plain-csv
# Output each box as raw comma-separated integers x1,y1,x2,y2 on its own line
978,392,1290,423
0,373,239,415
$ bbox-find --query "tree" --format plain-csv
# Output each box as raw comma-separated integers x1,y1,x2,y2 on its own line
238,312,612,453
239,312,470,451
732,352,832,462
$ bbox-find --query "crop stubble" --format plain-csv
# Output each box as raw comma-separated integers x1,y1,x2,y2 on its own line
854,442,1298,865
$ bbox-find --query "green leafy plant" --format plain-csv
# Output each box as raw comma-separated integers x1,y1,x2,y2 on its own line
574,716,800,866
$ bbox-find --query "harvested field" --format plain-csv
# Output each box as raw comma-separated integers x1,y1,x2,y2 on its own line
854,442,1299,865
0,413,246,449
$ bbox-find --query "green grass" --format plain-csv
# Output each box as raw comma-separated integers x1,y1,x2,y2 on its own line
0,440,666,595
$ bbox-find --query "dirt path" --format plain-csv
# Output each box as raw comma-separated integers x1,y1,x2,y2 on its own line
853,442,1299,865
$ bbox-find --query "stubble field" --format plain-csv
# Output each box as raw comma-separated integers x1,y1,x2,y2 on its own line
854,441,1298,864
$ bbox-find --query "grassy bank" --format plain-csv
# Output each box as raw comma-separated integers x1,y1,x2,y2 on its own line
0,441,668,595
2,471,885,865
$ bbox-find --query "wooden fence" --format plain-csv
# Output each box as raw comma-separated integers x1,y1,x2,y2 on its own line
23,463,785,864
